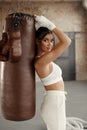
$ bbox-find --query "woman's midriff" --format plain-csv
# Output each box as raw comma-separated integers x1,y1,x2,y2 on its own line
44,80,64,91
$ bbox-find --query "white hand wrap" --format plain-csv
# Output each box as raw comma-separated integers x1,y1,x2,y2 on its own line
35,15,56,30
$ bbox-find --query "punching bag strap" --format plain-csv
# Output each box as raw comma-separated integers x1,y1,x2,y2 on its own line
0,23,9,62
5,14,22,62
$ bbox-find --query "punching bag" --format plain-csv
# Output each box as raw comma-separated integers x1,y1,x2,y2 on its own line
1,13,36,121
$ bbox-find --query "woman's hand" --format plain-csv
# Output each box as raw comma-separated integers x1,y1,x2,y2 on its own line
34,15,56,31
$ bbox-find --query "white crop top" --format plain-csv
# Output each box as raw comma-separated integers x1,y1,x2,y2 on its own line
40,62,63,86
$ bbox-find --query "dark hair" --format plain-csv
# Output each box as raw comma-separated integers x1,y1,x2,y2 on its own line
36,27,54,41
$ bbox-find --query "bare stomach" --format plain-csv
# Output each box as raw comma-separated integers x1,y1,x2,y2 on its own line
44,80,64,91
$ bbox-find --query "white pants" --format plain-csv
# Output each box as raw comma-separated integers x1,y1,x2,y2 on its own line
40,91,66,130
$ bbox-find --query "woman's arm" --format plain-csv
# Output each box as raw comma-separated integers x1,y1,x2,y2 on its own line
50,27,71,58
35,30,71,66
35,16,71,65
53,28,71,45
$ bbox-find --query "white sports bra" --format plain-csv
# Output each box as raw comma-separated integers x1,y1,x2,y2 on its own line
39,62,63,86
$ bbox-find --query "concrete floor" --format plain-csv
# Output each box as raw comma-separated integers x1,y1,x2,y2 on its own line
0,81,87,130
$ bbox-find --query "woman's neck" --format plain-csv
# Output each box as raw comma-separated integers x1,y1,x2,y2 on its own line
37,52,45,57
36,49,45,58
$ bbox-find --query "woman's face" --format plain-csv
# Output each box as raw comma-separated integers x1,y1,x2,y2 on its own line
38,33,55,52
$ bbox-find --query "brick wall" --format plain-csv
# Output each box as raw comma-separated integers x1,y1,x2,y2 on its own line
0,1,87,80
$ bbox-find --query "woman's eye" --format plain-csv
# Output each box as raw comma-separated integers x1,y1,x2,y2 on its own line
42,39,54,43
43,39,48,42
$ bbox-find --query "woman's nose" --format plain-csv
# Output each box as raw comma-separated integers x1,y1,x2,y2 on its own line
48,41,53,46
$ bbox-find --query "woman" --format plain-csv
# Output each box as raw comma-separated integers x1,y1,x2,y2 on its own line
34,15,71,130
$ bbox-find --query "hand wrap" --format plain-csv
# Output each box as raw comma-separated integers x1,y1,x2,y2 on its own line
35,15,56,30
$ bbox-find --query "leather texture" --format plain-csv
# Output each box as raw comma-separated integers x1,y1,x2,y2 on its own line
1,13,36,121
0,32,9,61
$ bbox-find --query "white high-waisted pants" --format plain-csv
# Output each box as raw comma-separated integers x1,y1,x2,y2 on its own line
40,91,66,130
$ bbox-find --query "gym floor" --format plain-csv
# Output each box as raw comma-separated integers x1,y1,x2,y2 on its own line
0,81,87,130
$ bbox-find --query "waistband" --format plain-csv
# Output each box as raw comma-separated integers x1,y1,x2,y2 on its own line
44,90,67,96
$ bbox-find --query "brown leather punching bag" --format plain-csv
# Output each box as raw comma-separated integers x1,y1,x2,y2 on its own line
1,13,36,121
